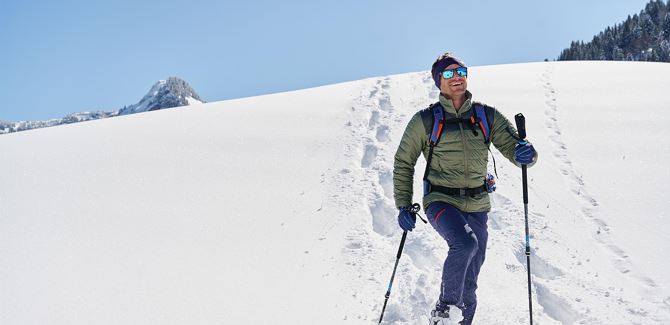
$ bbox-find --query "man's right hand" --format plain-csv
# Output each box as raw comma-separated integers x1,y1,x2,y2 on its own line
398,207,417,231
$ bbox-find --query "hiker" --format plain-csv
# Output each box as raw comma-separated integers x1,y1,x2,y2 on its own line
393,52,538,325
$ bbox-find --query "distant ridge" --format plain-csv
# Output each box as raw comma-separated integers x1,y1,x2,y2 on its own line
0,77,204,134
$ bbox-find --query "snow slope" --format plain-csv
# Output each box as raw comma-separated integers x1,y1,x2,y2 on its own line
1,61,669,324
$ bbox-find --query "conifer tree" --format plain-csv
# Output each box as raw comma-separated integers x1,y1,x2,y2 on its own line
558,0,670,62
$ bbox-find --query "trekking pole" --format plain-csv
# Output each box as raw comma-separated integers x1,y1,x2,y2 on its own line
378,230,407,323
515,113,533,325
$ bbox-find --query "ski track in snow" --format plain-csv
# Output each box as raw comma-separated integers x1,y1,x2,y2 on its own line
333,67,670,324
542,65,610,247
528,64,669,324
340,75,445,323
541,65,664,287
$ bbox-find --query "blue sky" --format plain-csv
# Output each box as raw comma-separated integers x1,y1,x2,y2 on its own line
0,0,655,121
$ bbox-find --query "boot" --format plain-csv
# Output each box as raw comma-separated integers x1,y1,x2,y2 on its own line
429,306,450,325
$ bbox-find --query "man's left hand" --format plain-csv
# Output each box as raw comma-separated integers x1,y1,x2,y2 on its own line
515,141,536,165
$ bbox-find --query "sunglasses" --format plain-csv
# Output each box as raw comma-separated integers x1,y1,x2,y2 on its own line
441,67,468,79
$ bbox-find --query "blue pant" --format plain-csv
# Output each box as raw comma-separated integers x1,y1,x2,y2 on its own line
426,202,488,325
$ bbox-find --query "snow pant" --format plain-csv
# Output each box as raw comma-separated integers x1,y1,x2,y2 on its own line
426,202,488,325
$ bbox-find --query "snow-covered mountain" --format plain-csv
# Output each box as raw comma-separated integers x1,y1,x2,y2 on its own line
1,61,669,324
118,77,204,115
0,77,204,134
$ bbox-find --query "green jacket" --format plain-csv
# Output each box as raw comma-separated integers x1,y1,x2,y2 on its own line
393,91,536,212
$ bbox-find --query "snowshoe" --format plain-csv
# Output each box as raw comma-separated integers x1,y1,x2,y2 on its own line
429,306,464,325
429,307,450,325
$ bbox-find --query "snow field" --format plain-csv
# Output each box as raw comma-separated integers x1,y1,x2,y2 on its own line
1,61,670,324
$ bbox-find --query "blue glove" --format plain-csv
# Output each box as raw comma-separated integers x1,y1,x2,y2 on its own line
397,207,416,232
515,141,536,165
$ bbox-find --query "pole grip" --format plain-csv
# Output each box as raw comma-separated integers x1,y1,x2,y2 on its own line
515,113,526,140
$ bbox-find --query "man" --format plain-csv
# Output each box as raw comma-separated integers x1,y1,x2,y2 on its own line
393,52,537,325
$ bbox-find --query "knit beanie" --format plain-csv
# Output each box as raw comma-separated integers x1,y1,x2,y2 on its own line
431,52,467,89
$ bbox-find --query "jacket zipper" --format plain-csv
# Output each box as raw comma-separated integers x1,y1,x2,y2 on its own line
457,115,469,210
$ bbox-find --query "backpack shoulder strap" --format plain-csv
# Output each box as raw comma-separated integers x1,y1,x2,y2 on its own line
419,102,444,145
472,102,495,143
472,102,501,177
419,102,444,194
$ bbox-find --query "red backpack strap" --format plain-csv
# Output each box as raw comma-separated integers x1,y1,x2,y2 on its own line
419,102,444,144
430,104,445,145
470,103,494,143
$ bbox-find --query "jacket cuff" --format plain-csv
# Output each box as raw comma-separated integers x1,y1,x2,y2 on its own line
395,201,412,210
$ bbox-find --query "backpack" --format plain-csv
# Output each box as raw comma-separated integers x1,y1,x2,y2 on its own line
419,102,497,196
419,101,495,145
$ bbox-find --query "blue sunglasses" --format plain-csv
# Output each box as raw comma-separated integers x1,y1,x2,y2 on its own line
442,67,468,79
